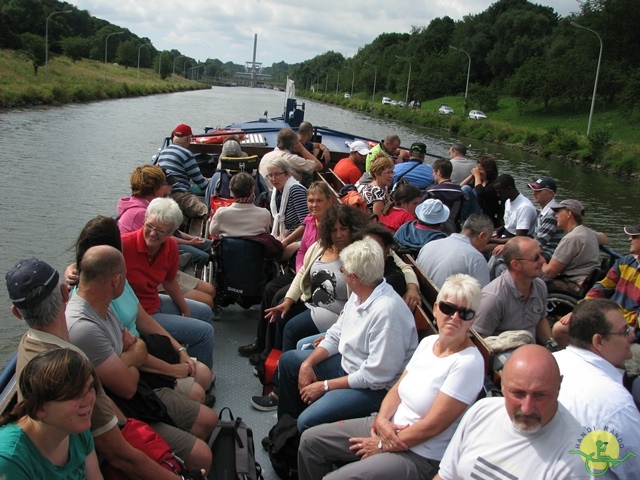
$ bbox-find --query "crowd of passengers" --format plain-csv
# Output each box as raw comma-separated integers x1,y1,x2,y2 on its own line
1,121,640,479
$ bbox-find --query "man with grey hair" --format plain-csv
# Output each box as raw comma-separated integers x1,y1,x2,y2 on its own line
553,298,640,478
275,238,418,433
416,213,493,288
157,123,210,219
6,257,183,479
435,345,587,479
259,127,323,189
449,142,475,185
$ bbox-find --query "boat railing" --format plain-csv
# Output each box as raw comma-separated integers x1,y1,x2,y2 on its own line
0,353,18,415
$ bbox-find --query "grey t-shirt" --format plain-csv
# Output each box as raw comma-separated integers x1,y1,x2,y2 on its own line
552,225,600,284
67,295,124,367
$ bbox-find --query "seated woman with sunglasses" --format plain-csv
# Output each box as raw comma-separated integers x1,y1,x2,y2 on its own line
298,274,485,480
0,349,102,479
267,157,309,260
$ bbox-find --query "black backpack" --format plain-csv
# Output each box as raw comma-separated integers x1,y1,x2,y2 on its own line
266,414,300,480
208,407,263,480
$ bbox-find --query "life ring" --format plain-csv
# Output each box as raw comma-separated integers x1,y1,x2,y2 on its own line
193,129,246,145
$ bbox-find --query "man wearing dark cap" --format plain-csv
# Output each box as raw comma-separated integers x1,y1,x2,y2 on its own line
391,142,434,190
542,199,600,289
528,176,564,261
6,258,182,479
157,123,210,219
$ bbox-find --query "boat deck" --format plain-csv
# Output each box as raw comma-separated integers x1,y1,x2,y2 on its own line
210,302,279,479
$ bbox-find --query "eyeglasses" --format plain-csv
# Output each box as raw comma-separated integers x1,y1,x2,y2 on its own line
266,171,286,179
144,222,172,237
605,325,632,337
516,254,542,262
438,301,476,321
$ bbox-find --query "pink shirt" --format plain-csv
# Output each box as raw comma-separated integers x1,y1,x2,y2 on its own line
296,215,319,272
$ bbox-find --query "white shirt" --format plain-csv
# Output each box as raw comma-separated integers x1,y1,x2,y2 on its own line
394,335,484,460
554,346,640,479
438,398,589,479
319,280,418,390
503,193,537,236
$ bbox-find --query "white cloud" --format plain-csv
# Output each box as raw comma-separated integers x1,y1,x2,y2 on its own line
70,0,582,65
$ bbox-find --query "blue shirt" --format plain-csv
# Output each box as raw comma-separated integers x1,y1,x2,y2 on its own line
392,160,434,189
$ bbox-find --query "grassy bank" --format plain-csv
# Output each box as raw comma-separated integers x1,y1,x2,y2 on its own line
304,91,640,178
0,49,208,108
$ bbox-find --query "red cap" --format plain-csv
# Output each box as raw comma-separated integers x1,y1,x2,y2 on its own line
173,124,193,138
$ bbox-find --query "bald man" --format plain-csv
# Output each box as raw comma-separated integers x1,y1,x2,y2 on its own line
435,345,587,480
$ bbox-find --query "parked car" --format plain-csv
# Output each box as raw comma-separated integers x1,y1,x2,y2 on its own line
382,97,392,105
439,104,455,115
398,101,406,107
469,110,487,120
344,93,351,99
391,100,399,106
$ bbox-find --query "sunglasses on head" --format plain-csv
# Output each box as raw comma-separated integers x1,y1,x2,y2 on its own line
438,301,476,321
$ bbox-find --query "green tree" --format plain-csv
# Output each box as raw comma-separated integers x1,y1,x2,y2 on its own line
115,40,135,69
60,36,88,62
19,32,45,75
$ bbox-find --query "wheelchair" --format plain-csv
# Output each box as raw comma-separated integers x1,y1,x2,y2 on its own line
204,236,279,318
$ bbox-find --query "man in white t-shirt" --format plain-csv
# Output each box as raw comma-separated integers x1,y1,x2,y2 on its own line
435,345,588,480
554,299,640,479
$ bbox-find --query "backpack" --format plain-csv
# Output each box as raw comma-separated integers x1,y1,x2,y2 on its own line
256,348,282,396
266,414,300,480
103,419,206,480
208,407,263,480
338,185,367,212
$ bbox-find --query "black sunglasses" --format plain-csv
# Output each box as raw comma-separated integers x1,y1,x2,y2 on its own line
438,301,476,321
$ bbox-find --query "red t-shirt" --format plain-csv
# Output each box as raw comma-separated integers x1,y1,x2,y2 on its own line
333,158,362,185
379,207,416,233
121,228,179,314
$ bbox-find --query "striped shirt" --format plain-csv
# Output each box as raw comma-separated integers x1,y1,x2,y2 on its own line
157,144,208,193
587,254,640,327
275,183,308,232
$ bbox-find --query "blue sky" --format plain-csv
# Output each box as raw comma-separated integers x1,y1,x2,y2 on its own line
70,0,583,66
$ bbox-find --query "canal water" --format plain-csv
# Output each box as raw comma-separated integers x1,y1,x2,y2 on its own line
0,87,635,368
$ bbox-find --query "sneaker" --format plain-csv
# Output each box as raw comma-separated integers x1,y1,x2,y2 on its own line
238,342,263,357
251,393,278,411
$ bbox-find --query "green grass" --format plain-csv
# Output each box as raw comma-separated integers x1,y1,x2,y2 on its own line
0,49,208,108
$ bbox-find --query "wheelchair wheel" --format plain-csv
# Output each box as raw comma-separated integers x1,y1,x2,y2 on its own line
546,291,579,324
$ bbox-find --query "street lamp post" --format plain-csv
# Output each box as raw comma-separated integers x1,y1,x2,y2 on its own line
183,60,190,78
104,31,124,80
325,72,329,94
364,62,377,102
449,45,471,115
137,43,150,81
395,55,411,106
172,55,183,82
45,10,72,81
343,67,354,97
329,68,339,95
571,21,603,136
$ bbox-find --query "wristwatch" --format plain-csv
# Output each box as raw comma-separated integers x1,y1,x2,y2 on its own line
323,380,330,392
